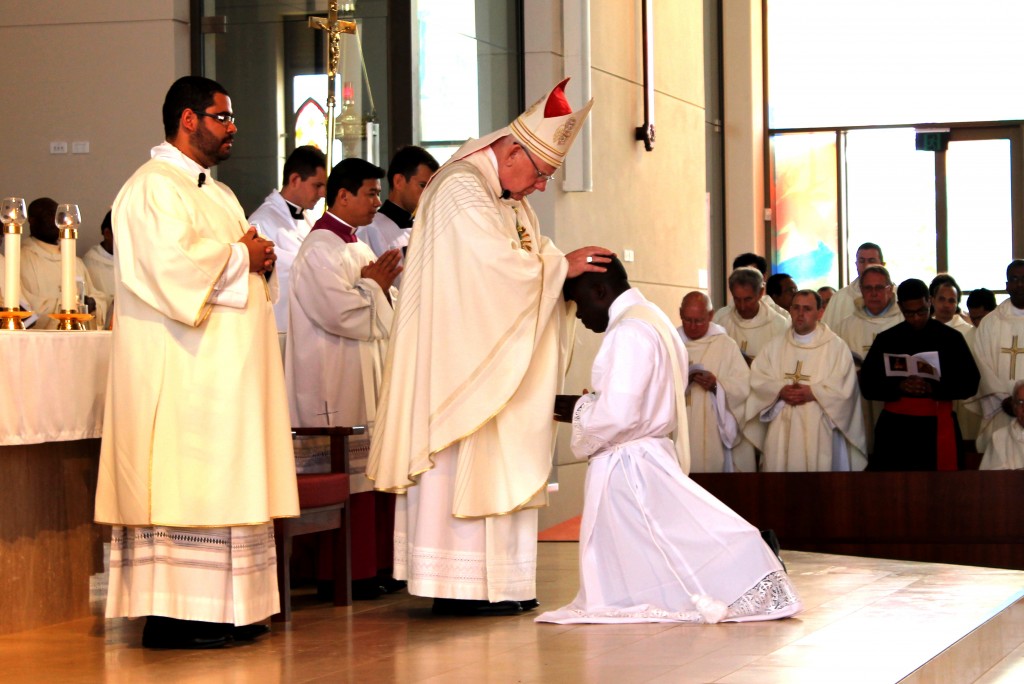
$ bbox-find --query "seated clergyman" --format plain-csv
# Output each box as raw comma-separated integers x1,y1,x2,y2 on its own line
980,380,1024,470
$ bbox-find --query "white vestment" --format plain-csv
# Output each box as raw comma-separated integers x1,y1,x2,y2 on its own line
679,322,754,472
835,300,903,452
718,300,789,362
980,420,1024,470
248,190,315,331
83,243,115,324
972,301,1024,453
20,236,108,329
822,277,861,330
942,314,981,440
537,290,800,624
367,148,570,602
285,229,395,492
97,142,298,624
746,326,867,471
356,207,410,288
714,298,791,324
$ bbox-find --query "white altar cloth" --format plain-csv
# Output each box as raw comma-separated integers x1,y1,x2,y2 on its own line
1,330,111,446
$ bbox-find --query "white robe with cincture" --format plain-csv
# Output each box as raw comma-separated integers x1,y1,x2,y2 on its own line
537,289,801,624
718,300,788,362
746,326,867,472
679,322,754,472
286,229,395,491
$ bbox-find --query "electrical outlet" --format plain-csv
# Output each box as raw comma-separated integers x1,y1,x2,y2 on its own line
71,141,90,154
623,249,635,262
50,141,68,154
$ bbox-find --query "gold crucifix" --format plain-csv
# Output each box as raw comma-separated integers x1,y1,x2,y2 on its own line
309,1,357,172
784,361,810,384
1002,335,1024,380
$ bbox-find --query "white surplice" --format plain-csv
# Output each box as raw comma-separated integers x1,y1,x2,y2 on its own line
941,314,982,440
248,190,315,331
746,326,867,472
679,322,755,472
20,236,108,330
285,229,395,492
83,243,115,318
537,289,801,624
980,420,1024,470
972,300,1024,453
822,277,861,330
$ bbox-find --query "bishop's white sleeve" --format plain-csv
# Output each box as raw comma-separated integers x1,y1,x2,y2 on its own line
207,243,249,309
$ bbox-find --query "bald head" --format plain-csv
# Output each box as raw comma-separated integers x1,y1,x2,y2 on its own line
680,291,713,340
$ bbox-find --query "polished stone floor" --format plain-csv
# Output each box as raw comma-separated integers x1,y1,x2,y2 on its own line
2,544,1024,683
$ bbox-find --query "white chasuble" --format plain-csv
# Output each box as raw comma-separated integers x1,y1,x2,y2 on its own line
980,420,1024,470
95,144,298,528
718,300,788,363
835,300,903,452
83,243,115,317
822,277,861,330
973,301,1024,453
537,290,801,624
746,326,867,472
286,231,395,492
680,323,754,472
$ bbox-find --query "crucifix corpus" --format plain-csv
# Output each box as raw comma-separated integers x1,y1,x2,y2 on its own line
309,0,357,172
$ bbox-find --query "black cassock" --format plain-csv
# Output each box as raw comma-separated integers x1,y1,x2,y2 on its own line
859,319,980,470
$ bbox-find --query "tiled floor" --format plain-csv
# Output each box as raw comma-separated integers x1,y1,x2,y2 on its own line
2,544,1024,683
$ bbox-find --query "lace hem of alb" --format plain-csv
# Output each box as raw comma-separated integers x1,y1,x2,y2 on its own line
557,570,800,623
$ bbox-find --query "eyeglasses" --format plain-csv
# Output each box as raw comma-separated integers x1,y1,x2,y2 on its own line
194,110,236,126
861,284,891,294
519,145,555,183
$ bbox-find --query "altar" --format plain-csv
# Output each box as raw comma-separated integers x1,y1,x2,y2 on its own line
0,330,110,635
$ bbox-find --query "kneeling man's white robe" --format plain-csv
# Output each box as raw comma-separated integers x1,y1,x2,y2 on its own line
980,421,1024,470
537,289,801,624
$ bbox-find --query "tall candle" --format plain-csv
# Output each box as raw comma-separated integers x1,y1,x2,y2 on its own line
3,230,18,309
60,231,77,312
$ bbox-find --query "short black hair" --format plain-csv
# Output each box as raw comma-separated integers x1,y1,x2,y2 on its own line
562,254,630,300
857,242,884,262
325,157,385,206
732,252,768,275
929,273,962,301
387,146,439,189
282,145,327,187
101,210,112,232
765,273,793,297
1007,259,1024,279
896,278,929,302
162,76,229,139
966,287,997,312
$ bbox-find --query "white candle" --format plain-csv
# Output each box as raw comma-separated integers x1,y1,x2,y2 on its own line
3,231,18,309
60,232,77,312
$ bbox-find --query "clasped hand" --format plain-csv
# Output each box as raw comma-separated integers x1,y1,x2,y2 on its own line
779,383,813,405
899,375,933,397
241,227,276,275
360,248,403,292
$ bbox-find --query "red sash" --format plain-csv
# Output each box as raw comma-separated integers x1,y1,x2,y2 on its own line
883,398,957,470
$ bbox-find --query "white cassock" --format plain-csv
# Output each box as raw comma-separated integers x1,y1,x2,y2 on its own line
746,326,867,471
822,278,861,330
537,290,801,624
834,300,903,452
83,242,115,322
942,314,982,441
248,190,315,331
679,322,754,472
717,300,789,362
20,236,108,330
285,229,395,492
714,297,790,323
980,420,1024,470
96,142,298,625
356,202,411,288
972,300,1024,453
366,149,570,603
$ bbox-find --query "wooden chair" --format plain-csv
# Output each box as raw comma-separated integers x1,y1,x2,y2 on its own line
273,425,363,621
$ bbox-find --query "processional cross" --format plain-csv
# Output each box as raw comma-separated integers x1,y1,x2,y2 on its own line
1001,335,1024,380
309,1,357,172
784,361,810,384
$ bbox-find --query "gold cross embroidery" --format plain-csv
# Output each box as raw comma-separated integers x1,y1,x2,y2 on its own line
1002,335,1024,380
784,361,810,384
512,207,533,252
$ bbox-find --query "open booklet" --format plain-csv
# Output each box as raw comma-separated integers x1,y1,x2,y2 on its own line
883,351,941,380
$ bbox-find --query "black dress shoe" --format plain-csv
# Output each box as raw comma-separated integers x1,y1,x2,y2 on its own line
231,623,270,641
141,616,230,650
431,598,523,616
519,599,540,612
351,577,385,600
378,577,407,594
